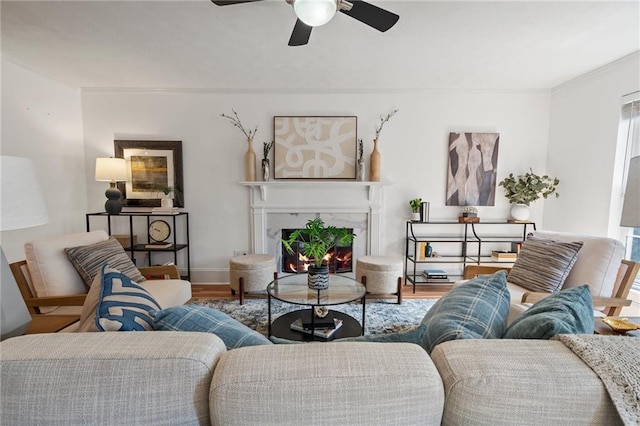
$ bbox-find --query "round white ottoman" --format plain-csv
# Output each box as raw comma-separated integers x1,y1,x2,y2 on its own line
356,255,403,304
229,254,276,304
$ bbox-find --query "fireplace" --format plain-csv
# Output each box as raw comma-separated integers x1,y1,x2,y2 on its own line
281,228,354,274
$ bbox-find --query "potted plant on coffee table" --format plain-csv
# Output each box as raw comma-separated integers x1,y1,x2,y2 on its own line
498,169,559,221
282,218,355,290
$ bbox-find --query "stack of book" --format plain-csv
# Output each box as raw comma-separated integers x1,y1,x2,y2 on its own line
490,250,518,262
290,318,343,339
421,268,449,282
152,207,180,214
301,310,335,328
144,242,172,249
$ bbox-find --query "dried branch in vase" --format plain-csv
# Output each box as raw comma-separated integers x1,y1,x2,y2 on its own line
263,141,274,160
220,109,258,140
375,108,399,139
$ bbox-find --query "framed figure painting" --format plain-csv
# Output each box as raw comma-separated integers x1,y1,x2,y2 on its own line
114,140,184,207
446,132,499,206
274,116,357,179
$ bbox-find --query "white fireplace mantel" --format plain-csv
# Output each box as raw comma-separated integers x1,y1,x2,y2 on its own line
240,181,390,257
239,181,389,202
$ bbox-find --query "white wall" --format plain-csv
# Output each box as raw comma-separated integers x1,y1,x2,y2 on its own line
545,52,640,236
81,90,551,283
1,57,86,262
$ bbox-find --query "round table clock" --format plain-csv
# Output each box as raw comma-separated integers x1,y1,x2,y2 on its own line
149,220,171,242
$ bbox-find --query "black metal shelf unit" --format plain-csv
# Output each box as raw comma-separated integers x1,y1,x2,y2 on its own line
404,220,536,293
86,211,191,280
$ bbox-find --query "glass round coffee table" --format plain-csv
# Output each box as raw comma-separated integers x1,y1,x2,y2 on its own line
267,274,366,341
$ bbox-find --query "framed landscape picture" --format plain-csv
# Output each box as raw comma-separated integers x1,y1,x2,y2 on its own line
273,116,357,179
114,140,184,207
446,132,499,206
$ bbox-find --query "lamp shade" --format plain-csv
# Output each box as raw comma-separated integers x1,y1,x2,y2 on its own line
0,156,49,231
621,155,640,228
95,157,127,182
293,0,337,26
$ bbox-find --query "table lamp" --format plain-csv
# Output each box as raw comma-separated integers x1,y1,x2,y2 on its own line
1,156,49,340
621,156,640,228
95,157,127,215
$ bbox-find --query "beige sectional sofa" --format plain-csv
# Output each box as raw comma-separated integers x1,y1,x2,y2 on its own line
0,331,623,426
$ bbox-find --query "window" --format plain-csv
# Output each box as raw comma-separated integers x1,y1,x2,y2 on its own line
617,93,640,291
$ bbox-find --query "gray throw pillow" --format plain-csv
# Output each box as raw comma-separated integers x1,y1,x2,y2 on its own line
503,284,594,339
65,236,145,287
508,235,583,293
152,305,272,349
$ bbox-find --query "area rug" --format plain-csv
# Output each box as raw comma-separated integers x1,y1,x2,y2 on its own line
189,299,436,337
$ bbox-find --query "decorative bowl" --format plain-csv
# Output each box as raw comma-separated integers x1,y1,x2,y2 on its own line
601,317,640,333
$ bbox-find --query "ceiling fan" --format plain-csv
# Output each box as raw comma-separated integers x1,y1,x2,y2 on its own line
210,0,399,46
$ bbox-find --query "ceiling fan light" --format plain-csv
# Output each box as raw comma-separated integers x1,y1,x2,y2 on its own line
293,0,337,27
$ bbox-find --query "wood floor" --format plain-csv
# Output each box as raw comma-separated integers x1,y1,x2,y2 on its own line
190,283,451,302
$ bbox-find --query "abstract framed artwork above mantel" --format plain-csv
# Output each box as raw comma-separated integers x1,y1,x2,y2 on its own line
114,140,184,207
273,116,357,180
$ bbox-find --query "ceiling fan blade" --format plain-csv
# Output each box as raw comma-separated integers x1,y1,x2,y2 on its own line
211,0,264,5
288,19,312,46
340,0,399,32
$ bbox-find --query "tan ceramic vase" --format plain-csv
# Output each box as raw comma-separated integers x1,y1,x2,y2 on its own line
245,138,256,182
369,138,381,182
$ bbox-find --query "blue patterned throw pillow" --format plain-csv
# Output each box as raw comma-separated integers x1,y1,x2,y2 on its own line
78,264,161,332
420,270,511,353
151,305,272,349
325,271,510,353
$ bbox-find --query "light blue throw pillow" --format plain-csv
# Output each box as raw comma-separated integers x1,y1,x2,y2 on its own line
503,284,594,339
94,264,161,331
151,305,272,349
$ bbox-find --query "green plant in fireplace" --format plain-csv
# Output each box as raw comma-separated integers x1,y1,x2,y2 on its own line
282,218,355,268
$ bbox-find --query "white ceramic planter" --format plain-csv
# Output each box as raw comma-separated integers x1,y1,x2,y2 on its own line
161,197,174,209
510,203,530,221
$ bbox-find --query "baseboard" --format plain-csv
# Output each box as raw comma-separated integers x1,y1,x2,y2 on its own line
187,269,229,285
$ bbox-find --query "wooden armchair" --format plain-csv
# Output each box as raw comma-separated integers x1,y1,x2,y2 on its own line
464,259,638,317
10,261,181,316
9,230,192,328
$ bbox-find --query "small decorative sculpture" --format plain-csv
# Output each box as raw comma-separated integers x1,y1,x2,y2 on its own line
262,141,273,182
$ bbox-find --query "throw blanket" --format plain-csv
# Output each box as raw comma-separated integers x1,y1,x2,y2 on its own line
555,334,640,426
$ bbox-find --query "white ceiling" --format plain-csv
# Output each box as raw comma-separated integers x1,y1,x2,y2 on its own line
2,0,639,91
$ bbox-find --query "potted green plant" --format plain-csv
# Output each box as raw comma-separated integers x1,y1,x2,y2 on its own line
282,218,355,290
409,198,422,221
157,185,181,209
498,170,559,220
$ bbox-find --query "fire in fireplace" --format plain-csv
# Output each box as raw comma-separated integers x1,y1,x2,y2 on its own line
281,228,354,274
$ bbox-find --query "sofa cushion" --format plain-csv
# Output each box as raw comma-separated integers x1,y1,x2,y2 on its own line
421,270,510,353
78,264,161,332
210,342,444,425
151,305,272,349
24,230,108,313
532,230,624,298
503,284,594,339
507,235,583,293
65,236,145,287
138,279,193,309
0,332,225,425
430,339,620,426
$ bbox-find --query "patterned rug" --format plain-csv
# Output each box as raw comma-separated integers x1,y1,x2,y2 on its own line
189,298,437,336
